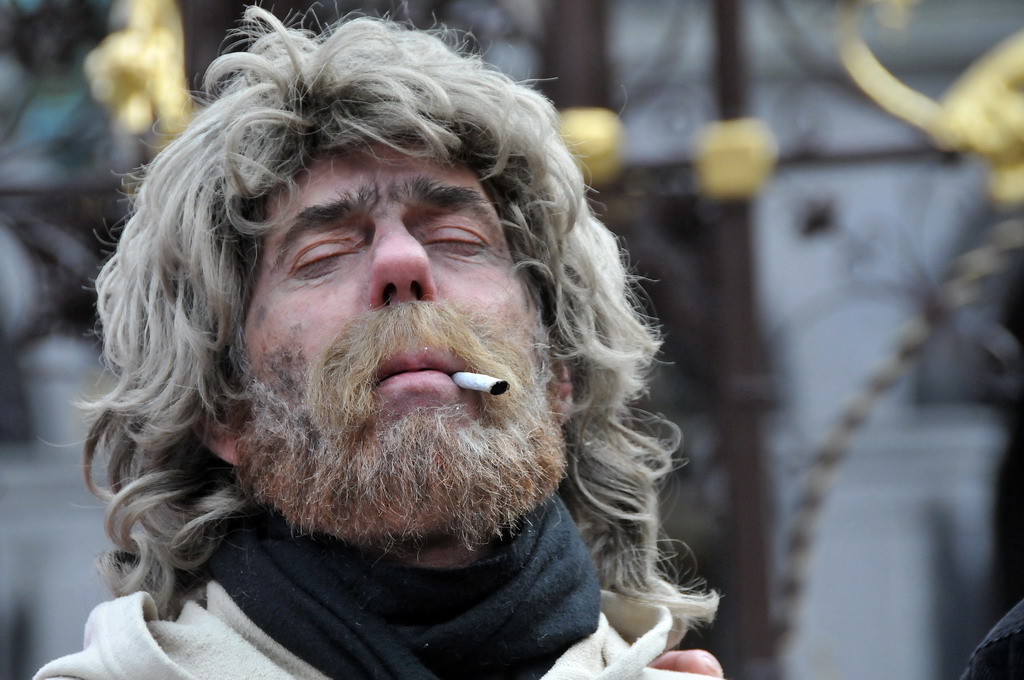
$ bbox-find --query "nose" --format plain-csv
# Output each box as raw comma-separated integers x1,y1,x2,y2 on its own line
366,224,437,308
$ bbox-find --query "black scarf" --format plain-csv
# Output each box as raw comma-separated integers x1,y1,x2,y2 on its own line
209,496,601,680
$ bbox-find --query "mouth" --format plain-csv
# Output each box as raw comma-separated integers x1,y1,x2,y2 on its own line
375,350,465,385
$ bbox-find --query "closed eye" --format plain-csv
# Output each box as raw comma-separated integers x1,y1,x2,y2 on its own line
422,225,489,253
291,238,361,278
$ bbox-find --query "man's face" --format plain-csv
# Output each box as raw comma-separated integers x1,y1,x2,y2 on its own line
244,148,535,411
208,149,567,557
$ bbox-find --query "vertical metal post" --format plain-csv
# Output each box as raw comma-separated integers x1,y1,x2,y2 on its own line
178,0,247,89
709,0,779,678
540,0,610,108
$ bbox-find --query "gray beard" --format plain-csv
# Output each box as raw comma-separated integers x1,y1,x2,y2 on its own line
234,383,565,553
231,302,568,555
234,380,566,554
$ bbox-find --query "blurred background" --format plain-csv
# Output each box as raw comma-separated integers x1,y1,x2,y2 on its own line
1,0,1022,678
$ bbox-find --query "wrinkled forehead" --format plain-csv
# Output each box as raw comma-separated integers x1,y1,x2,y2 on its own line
268,149,494,220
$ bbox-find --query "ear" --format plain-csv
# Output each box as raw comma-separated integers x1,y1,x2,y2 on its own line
553,361,574,424
196,417,241,466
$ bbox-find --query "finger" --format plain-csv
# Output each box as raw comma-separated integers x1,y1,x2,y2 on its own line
650,649,725,677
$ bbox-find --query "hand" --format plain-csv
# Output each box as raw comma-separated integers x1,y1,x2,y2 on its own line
650,649,724,677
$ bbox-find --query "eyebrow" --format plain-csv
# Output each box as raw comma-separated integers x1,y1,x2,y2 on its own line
394,176,494,220
272,182,379,271
271,176,496,271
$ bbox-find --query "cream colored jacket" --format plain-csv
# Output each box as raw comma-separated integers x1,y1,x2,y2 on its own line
35,582,708,679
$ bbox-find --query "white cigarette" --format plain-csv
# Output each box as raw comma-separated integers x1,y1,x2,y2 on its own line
451,371,509,395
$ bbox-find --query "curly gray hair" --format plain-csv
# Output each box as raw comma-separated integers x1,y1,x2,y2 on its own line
86,6,718,631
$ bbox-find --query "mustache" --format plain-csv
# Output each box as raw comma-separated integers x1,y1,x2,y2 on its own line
307,301,540,432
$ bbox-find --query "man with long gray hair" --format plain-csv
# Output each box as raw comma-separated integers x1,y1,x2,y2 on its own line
37,7,722,679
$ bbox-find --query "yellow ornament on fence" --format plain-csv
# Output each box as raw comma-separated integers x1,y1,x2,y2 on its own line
85,0,191,139
839,0,1024,206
